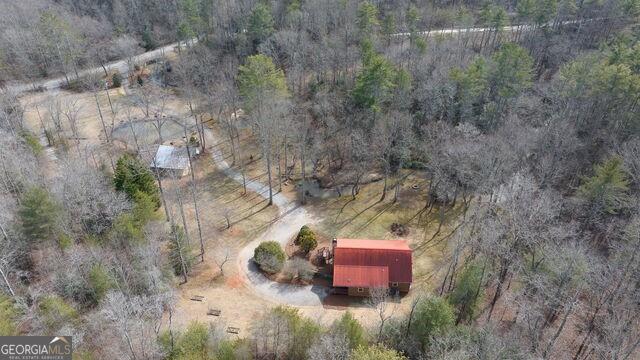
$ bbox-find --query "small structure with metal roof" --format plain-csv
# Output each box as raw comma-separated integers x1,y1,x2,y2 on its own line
150,145,190,178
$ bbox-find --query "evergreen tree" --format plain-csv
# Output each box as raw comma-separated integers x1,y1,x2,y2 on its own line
168,225,193,278
352,52,408,112
237,54,288,111
578,157,630,216
334,311,366,349
410,296,455,348
18,187,59,242
113,154,160,209
356,1,379,41
448,262,485,324
248,3,275,48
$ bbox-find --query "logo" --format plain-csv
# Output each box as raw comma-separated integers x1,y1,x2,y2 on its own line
0,336,72,360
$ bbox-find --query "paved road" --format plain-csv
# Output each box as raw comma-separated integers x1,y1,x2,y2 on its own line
208,134,329,306
4,39,196,94
4,19,596,95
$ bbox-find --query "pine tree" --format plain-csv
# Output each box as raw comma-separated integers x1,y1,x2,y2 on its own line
448,262,485,324
578,157,630,216
18,187,59,242
114,154,160,209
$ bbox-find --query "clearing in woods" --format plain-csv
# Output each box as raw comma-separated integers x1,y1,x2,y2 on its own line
19,86,464,332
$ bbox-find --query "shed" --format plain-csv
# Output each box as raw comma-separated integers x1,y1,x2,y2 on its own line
332,238,412,296
150,145,190,177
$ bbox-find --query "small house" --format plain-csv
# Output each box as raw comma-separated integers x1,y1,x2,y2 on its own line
332,238,412,297
150,145,190,178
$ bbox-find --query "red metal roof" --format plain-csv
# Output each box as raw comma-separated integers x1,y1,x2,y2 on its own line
333,265,389,287
333,239,412,286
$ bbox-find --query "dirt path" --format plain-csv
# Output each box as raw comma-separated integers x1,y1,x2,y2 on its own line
208,131,329,306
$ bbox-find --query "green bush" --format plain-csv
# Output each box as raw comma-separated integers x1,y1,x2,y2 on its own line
295,225,311,244
295,225,317,254
351,344,407,360
111,72,122,88
88,264,115,303
176,322,210,359
253,241,286,274
38,296,78,331
334,311,366,349
217,339,252,360
142,28,157,51
298,234,317,254
160,321,211,360
57,233,73,250
0,295,19,335
20,131,43,155
409,296,455,347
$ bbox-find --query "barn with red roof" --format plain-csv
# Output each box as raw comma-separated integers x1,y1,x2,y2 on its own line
331,238,412,296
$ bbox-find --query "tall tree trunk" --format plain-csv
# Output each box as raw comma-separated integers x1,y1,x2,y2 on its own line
266,153,273,206
94,92,109,143
184,126,205,262
172,172,191,247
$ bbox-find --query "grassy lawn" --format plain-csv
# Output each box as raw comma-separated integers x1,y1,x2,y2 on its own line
304,171,466,286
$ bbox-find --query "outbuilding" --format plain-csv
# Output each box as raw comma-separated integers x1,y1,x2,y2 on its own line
332,238,412,296
150,145,191,178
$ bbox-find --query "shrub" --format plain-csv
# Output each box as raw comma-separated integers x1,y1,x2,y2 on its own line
0,295,19,335
38,295,78,331
57,233,73,250
283,258,315,282
108,213,142,247
334,311,366,349
295,225,317,254
142,28,157,51
409,296,455,347
217,339,252,360
351,344,407,360
253,241,286,274
295,225,312,244
177,322,210,359
20,131,43,155
111,72,122,88
88,264,115,303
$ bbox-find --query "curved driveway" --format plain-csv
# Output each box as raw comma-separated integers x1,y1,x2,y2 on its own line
209,135,329,306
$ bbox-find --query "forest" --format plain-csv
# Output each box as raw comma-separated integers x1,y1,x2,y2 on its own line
0,0,639,359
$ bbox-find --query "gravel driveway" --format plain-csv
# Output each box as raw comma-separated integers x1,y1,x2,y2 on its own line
209,131,329,306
